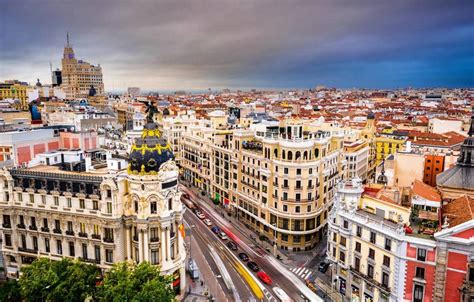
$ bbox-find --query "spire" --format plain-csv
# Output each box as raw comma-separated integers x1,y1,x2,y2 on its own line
468,108,474,137
66,32,70,47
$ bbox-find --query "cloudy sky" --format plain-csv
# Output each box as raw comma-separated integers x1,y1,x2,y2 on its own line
1,0,473,91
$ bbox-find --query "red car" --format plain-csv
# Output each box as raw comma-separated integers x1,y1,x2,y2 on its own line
257,271,272,285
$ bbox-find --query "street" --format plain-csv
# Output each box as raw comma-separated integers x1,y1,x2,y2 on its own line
181,184,325,302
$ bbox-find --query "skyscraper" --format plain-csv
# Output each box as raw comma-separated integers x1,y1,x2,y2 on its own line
60,33,104,99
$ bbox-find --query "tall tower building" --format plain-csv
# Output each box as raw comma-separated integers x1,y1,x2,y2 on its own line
61,33,104,99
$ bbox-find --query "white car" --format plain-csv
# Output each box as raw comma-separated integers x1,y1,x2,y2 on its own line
203,219,212,226
219,232,228,240
273,287,292,302
196,212,205,219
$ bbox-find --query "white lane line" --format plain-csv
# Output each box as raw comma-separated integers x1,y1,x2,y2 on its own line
303,271,312,280
299,268,308,277
294,267,303,275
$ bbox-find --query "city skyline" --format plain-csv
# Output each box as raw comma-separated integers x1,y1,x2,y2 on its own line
1,0,473,91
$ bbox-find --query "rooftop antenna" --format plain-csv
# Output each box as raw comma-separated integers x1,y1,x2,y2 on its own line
49,61,52,73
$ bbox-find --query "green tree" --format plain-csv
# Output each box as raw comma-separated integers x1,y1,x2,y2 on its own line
18,258,100,302
0,279,22,302
97,262,175,302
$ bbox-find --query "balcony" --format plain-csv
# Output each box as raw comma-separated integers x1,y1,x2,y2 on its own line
350,266,391,293
103,237,114,243
29,225,38,231
40,227,50,233
78,232,88,238
65,230,75,236
91,234,101,240
150,237,159,243
18,247,38,254
79,257,100,264
53,228,62,234
2,223,11,228
17,223,26,229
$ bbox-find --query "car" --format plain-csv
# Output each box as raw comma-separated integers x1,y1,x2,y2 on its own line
318,260,330,273
226,241,238,250
257,271,272,285
211,226,220,234
203,219,212,226
247,261,260,272
196,211,205,219
272,287,292,302
238,252,249,261
219,232,228,240
182,193,190,199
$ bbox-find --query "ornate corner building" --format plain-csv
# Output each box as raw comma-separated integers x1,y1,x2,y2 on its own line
0,121,186,294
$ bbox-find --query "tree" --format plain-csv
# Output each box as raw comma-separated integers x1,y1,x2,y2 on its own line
97,261,175,302
0,279,22,302
18,258,100,302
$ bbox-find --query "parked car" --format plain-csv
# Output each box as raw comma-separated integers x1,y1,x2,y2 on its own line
211,226,220,234
247,261,260,272
238,252,249,261
318,260,330,273
257,271,272,285
226,241,238,250
272,287,292,302
219,232,228,240
203,219,212,226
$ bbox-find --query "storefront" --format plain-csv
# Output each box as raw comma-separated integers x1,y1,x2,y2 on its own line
351,285,360,302
339,277,346,296
172,270,181,295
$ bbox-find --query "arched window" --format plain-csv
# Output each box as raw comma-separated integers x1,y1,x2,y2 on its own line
314,148,319,158
303,151,308,160
274,149,278,158
288,151,293,160
282,150,286,160
295,151,301,160
168,198,173,210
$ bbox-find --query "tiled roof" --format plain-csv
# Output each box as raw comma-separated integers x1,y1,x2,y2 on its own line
412,180,441,202
443,195,474,227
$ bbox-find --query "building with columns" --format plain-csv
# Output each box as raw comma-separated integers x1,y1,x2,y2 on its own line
0,119,186,294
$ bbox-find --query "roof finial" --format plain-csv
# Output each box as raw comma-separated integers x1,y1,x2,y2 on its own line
67,32,70,47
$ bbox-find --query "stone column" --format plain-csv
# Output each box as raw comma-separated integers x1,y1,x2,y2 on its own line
160,228,166,264
143,229,149,262
139,230,144,263
166,228,171,261
125,226,131,260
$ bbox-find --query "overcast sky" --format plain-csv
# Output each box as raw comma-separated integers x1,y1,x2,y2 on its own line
1,0,473,91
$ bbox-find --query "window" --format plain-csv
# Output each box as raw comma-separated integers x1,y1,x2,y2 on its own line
31,217,36,227
104,228,114,241
54,196,59,206
67,221,73,232
69,242,75,256
283,179,288,187
356,226,362,237
296,180,301,188
151,202,157,214
354,257,360,271
340,236,346,247
55,219,60,231
370,232,376,244
4,234,12,246
67,198,72,208
368,248,375,260
284,168,288,174
106,249,113,263
80,223,86,233
309,168,313,175
151,250,159,264
295,206,300,213
381,272,389,287
82,243,88,259
333,232,337,242
41,195,46,204
355,241,361,253
168,198,172,210
307,205,311,212
383,255,390,268
283,205,287,212
414,284,424,302
417,248,426,262
415,267,425,279
343,220,348,229
93,225,100,235
296,169,301,175
332,247,336,257
29,194,34,203
367,264,374,279
339,251,345,263
94,245,101,261
295,193,301,201
93,200,99,210
107,202,112,214
57,240,62,255
385,238,391,251
3,214,11,227
45,238,50,253
106,189,112,198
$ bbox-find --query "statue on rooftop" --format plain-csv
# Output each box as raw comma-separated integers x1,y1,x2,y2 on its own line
139,100,159,124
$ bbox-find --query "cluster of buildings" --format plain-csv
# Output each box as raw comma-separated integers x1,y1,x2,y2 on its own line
1,38,473,300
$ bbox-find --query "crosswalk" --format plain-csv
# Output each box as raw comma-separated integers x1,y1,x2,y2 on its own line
290,266,313,280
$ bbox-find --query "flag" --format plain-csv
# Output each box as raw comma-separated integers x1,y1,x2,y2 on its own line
179,224,185,239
